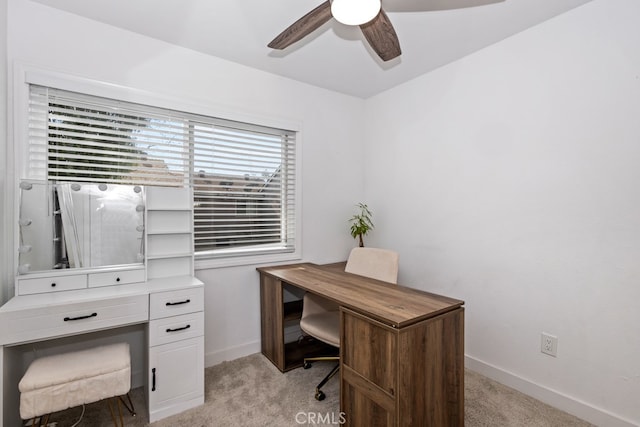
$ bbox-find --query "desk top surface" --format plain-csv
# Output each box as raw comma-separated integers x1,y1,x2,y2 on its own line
257,263,464,328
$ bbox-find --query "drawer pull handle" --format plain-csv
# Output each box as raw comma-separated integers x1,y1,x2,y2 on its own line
152,368,156,391
166,299,190,306
51,283,56,287
166,324,191,333
64,313,97,321
116,277,121,282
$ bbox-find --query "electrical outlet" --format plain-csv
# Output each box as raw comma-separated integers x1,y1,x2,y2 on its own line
541,333,558,357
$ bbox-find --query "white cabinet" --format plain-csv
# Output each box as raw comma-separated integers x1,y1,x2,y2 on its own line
15,265,145,295
17,274,87,295
149,287,204,320
147,286,204,422
88,268,145,288
145,186,204,421
0,293,149,346
148,336,204,421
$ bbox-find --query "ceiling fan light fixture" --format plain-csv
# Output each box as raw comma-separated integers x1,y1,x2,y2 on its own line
331,0,381,26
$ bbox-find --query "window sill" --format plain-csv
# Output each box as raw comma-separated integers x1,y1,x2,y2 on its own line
194,250,302,270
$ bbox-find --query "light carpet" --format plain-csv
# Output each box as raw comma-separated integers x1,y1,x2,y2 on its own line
48,353,594,426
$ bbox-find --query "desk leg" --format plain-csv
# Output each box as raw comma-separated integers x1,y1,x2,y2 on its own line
260,275,285,371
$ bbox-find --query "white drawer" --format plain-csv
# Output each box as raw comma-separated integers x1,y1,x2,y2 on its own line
17,274,87,296
88,268,145,288
149,312,204,347
149,287,204,320
0,294,149,346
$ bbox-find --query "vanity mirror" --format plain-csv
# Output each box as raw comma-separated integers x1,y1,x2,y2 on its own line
18,181,145,274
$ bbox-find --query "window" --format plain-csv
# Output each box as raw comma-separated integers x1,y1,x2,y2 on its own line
27,85,298,262
191,122,296,258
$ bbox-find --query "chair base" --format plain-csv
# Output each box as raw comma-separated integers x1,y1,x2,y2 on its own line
303,356,340,401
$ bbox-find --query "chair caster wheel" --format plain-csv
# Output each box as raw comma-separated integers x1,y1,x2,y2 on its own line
315,390,326,401
303,361,312,369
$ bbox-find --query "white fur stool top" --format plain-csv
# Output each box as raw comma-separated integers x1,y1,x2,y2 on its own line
19,342,131,420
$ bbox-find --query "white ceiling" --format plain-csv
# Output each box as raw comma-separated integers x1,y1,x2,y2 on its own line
32,0,593,98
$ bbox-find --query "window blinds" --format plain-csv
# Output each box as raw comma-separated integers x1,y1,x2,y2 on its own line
27,85,297,258
29,86,191,185
192,123,296,256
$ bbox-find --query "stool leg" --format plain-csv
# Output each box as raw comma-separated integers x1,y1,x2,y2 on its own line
119,392,136,417
107,398,119,427
117,397,124,427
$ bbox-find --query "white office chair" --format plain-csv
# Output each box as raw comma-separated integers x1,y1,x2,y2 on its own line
300,247,399,400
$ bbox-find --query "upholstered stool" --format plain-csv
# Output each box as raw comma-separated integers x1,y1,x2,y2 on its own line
19,342,135,426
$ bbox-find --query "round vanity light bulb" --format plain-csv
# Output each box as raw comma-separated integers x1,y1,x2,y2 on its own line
71,183,81,191
19,218,32,226
133,186,142,193
136,225,145,232
331,0,381,25
19,182,33,190
98,183,108,191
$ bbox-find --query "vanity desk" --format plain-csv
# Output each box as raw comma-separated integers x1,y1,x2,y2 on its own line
0,276,204,425
1,184,204,425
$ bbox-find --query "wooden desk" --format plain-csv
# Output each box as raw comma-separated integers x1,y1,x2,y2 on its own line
257,263,465,426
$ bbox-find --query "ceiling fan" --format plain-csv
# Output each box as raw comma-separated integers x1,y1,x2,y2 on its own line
268,0,402,62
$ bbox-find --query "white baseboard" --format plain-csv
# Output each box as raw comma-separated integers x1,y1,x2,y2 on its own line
204,326,301,369
465,355,638,427
205,340,261,368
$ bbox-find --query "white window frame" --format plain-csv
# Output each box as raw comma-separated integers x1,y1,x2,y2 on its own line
13,65,303,269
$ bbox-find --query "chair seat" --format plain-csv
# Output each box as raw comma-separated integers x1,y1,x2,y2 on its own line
300,311,340,347
19,343,131,420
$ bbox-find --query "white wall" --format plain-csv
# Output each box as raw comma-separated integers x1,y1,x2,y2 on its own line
1,0,8,305
363,0,639,425
6,0,364,365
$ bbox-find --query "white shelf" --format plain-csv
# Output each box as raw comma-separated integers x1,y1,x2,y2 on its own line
145,207,192,211
145,187,194,279
147,234,192,258
147,211,192,235
146,187,192,210
147,230,191,236
147,257,193,279
147,253,193,261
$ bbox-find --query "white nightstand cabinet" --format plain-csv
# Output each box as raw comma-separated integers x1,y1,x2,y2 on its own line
147,287,204,422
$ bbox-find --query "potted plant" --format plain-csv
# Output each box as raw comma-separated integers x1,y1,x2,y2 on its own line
349,203,374,247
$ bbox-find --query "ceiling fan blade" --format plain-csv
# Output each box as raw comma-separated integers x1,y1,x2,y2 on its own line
268,1,333,50
359,9,402,61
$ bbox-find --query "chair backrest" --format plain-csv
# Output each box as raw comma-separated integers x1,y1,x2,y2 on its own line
344,247,399,284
